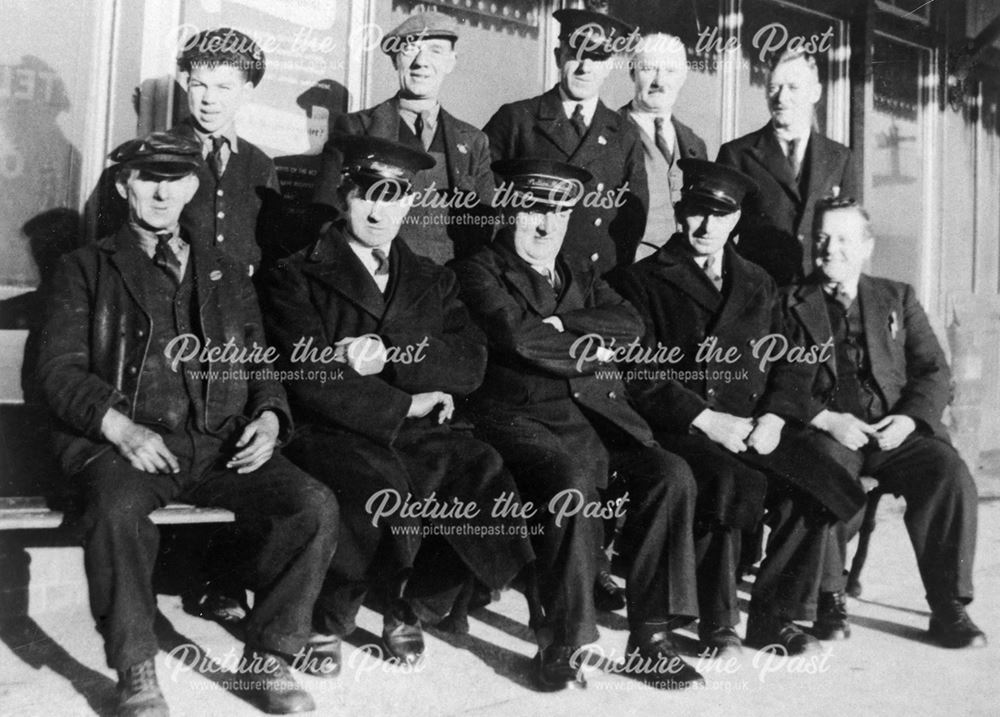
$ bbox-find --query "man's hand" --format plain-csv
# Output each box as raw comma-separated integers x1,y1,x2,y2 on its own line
691,409,755,453
872,414,916,451
747,413,785,455
101,408,180,474
407,392,454,424
811,409,877,450
333,335,387,375
227,410,280,474
541,316,565,333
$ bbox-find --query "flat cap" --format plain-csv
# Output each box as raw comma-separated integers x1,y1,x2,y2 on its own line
492,158,592,210
109,132,204,179
381,11,459,54
553,9,638,59
178,27,266,86
677,159,757,215
336,135,435,199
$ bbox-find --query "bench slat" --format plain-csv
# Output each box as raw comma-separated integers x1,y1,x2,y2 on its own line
0,498,235,530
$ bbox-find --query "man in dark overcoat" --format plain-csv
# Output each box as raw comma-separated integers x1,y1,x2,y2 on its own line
483,9,648,275
454,158,704,692
717,49,856,286
781,196,985,649
312,11,495,264
609,159,865,656
36,133,338,716
258,136,534,669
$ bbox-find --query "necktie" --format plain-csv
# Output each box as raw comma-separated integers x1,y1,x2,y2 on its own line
829,284,853,310
786,137,801,179
412,111,432,150
208,135,226,179
154,232,183,284
570,104,587,138
653,116,674,165
703,254,723,291
372,248,390,276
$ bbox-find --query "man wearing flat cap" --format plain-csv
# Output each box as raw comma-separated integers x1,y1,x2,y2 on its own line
609,159,865,656
92,27,280,276
484,8,648,276
312,10,496,265
37,132,339,716
259,136,534,671
454,158,704,692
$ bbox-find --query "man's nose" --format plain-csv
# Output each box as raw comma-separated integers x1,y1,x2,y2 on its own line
153,181,170,199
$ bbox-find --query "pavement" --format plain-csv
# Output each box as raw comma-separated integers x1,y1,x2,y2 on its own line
1,496,998,717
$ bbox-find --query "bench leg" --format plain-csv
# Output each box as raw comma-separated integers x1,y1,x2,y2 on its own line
846,490,885,598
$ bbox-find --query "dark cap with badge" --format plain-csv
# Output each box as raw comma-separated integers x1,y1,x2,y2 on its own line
492,158,592,210
336,135,435,199
553,9,638,59
677,159,757,215
109,132,204,179
381,11,460,55
177,27,266,86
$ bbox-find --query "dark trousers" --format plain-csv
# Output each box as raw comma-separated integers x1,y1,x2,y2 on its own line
807,430,977,606
288,424,533,637
483,414,698,647
78,433,338,671
658,433,838,624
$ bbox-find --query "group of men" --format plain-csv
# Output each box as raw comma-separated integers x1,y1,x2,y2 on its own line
36,7,984,717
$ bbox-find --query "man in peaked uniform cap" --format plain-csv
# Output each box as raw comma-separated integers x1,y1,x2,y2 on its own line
312,10,496,265
610,159,865,656
259,135,534,672
484,8,648,276
454,157,705,692
37,131,338,716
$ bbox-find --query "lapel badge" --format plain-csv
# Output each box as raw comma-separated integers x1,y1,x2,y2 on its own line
889,310,899,340
210,270,223,281
590,252,600,263
597,135,607,145
457,143,468,154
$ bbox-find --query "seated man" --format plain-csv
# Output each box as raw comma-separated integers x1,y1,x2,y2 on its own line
782,196,985,648
609,160,865,655
36,132,338,716
454,159,703,691
257,136,534,670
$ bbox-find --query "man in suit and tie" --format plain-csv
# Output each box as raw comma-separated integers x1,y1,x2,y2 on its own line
312,11,495,264
610,160,864,655
717,49,856,286
454,158,704,691
37,132,339,716
484,8,648,275
259,136,534,671
622,32,708,261
782,196,985,649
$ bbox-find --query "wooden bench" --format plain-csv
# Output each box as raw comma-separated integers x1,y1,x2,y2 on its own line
0,329,234,531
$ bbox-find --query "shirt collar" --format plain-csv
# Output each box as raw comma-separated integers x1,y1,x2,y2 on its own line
629,109,675,146
398,96,441,127
771,122,811,147
692,247,724,270
129,222,187,258
347,238,393,277
558,86,599,125
823,277,859,301
191,122,240,155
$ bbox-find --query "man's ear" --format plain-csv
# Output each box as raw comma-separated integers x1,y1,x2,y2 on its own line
115,172,130,200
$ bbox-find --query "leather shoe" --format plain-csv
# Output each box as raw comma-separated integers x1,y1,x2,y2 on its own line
294,633,342,677
928,601,987,648
241,649,315,714
535,644,586,691
698,622,743,655
593,570,626,612
746,613,819,655
382,599,425,664
624,631,705,689
116,658,168,717
183,582,247,624
813,590,851,640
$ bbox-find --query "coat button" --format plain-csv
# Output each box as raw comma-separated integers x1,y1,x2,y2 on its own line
136,328,145,338
128,366,138,376
750,392,758,400
707,387,716,397
572,392,581,399
216,234,224,242
608,391,617,399
217,211,225,219
216,189,224,197
593,218,602,227
596,182,605,191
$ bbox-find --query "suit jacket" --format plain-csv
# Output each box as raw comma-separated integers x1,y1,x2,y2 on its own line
37,225,290,476
609,234,811,434
312,96,495,258
483,86,649,274
717,123,856,286
453,232,656,489
257,225,487,448
619,105,708,163
781,274,952,439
